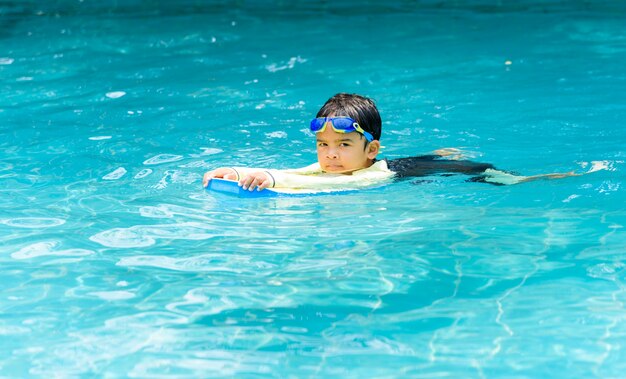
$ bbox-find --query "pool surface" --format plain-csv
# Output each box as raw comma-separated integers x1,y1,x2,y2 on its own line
1,1,625,377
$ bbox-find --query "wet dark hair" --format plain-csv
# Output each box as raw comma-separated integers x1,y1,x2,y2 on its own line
316,93,382,141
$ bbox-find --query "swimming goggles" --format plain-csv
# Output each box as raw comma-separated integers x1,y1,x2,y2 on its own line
310,117,374,142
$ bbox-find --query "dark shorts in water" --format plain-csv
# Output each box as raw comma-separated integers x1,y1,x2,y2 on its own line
386,155,498,184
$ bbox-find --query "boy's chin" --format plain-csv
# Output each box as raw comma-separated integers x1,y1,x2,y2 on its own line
323,166,355,175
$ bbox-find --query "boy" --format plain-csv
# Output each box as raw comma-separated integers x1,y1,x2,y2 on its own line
202,93,577,191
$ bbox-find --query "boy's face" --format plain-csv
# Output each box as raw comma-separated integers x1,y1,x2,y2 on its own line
315,122,380,174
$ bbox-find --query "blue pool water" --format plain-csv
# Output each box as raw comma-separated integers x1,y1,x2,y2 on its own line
2,1,626,377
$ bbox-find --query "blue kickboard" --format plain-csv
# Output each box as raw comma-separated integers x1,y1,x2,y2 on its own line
206,179,361,198
206,179,283,198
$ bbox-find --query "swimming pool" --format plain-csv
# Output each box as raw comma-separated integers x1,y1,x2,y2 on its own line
1,1,625,377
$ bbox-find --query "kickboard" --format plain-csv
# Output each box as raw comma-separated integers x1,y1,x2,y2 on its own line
206,179,355,198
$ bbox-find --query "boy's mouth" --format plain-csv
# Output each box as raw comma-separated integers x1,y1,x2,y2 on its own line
324,164,356,174
324,164,344,171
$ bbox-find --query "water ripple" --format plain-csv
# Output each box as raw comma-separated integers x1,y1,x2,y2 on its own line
88,290,136,301
105,91,126,99
1,217,66,228
133,168,153,179
102,167,127,180
143,154,184,165
117,253,274,273
89,222,217,248
11,241,94,260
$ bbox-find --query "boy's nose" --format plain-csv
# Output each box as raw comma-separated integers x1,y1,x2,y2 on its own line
326,148,339,159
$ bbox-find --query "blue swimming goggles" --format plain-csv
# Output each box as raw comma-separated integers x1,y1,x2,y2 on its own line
310,117,374,142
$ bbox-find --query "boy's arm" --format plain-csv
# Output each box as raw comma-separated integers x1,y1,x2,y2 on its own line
205,161,393,191
233,166,392,191
202,164,322,190
268,168,392,190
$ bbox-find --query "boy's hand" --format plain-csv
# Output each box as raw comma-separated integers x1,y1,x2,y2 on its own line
202,167,238,187
239,171,272,191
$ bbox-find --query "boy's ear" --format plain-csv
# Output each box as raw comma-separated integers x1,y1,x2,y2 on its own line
366,140,381,159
